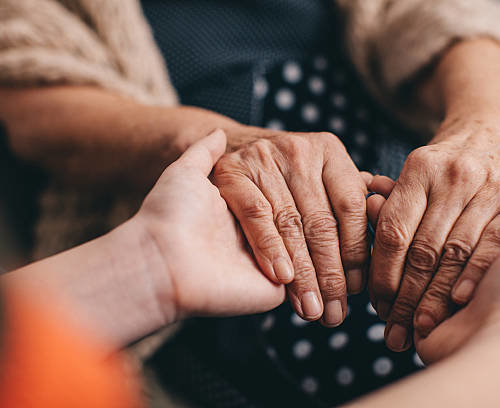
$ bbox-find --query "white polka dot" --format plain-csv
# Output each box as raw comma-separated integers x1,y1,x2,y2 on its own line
336,367,355,386
331,92,347,109
413,352,426,368
373,357,393,377
275,88,296,110
283,61,303,84
329,332,349,350
291,312,309,327
266,119,285,130
266,347,277,359
301,377,319,395
308,76,326,95
367,323,386,342
253,77,268,99
350,151,362,166
329,116,346,133
293,339,313,359
261,314,275,331
314,55,328,71
366,302,377,315
354,131,369,146
301,103,320,123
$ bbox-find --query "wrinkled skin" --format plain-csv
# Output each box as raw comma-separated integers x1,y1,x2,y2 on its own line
213,129,369,327
367,118,500,351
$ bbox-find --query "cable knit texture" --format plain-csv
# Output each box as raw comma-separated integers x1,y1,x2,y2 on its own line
337,0,500,133
0,0,178,259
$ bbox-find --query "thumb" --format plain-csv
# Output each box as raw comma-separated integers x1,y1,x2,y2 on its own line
174,129,227,176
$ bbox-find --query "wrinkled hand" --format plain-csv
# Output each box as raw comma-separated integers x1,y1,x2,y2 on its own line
135,129,285,320
369,117,500,352
415,256,500,365
213,127,369,327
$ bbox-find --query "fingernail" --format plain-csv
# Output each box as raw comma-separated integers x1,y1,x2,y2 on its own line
346,269,363,294
273,258,293,283
386,324,409,351
453,279,475,304
301,292,322,319
377,300,391,321
415,313,436,337
323,300,344,327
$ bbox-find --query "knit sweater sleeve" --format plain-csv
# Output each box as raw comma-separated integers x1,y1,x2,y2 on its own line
0,0,177,106
336,0,500,135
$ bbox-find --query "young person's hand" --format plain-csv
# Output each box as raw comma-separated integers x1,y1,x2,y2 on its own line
134,129,286,322
5,129,285,349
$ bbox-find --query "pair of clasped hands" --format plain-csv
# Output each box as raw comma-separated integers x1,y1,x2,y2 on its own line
138,122,500,365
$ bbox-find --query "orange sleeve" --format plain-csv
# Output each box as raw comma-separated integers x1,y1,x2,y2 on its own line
0,289,143,408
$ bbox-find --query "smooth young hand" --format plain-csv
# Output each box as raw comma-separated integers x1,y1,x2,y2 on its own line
134,129,286,322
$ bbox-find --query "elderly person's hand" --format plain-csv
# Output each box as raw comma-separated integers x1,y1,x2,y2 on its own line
414,255,500,366
213,127,369,327
367,120,500,352
367,38,500,352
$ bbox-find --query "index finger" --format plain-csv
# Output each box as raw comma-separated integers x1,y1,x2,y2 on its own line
369,173,428,319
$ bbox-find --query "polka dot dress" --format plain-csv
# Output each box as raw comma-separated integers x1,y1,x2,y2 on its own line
254,52,424,407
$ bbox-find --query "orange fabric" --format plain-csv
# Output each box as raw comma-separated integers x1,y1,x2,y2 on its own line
0,289,143,408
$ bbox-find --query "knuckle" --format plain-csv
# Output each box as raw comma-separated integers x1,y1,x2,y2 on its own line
467,254,496,277
274,207,304,237
375,217,409,253
406,146,434,168
283,136,311,160
240,198,272,220
371,275,399,300
417,284,454,322
253,233,284,255
444,156,478,183
441,239,473,267
318,275,346,299
421,281,452,308
317,131,341,145
291,255,316,279
247,138,274,162
302,211,338,239
213,156,238,182
390,294,417,325
335,193,366,215
341,240,368,268
406,241,439,275
484,222,500,246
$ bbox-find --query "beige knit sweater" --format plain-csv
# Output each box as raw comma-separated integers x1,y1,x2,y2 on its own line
2,0,500,259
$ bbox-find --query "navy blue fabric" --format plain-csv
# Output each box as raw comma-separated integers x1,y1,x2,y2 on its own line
141,0,337,124
141,2,422,407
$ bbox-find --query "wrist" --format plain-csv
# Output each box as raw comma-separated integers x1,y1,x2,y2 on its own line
424,38,500,121
115,217,178,329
